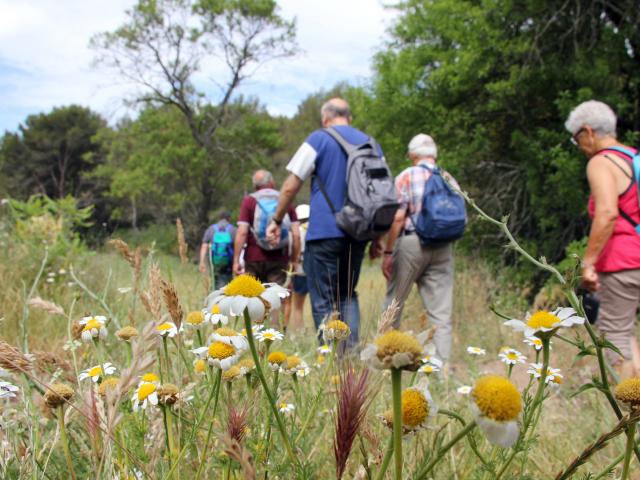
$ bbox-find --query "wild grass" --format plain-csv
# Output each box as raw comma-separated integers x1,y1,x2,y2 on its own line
0,233,637,479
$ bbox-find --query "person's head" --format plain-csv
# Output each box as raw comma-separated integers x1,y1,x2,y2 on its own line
252,169,275,190
219,211,231,222
408,133,438,164
321,98,352,128
565,100,618,158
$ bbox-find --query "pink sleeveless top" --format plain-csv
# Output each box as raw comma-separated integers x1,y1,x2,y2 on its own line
587,148,640,272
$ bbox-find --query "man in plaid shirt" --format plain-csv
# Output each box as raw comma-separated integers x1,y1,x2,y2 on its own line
381,134,460,364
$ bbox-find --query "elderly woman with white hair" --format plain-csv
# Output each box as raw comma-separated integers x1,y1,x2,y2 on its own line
565,100,640,378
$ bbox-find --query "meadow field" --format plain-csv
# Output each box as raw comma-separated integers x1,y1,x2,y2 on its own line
1,216,637,479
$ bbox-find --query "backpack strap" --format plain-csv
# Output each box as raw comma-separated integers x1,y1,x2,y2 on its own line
323,127,359,155
602,154,640,233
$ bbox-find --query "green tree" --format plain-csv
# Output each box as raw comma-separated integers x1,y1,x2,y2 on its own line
90,0,297,228
0,105,106,201
364,0,640,265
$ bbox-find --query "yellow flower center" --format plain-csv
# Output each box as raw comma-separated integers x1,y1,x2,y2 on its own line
83,319,102,331
374,330,423,358
615,378,640,405
222,365,242,380
472,375,522,422
141,373,159,383
211,304,221,314
224,275,266,297
316,355,326,365
326,320,349,331
237,358,255,370
402,389,430,427
208,342,236,359
268,351,287,364
137,382,156,401
88,366,102,377
527,311,559,329
98,377,119,396
215,327,238,337
194,359,206,374
279,403,289,410
263,332,276,340
286,356,301,370
421,365,434,373
186,311,205,325
507,352,519,360
157,322,174,331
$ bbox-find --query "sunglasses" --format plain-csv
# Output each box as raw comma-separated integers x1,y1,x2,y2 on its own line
570,127,588,146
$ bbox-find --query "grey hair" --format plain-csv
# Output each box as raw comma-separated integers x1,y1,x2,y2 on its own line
320,100,352,121
252,169,274,189
565,100,617,137
408,133,438,159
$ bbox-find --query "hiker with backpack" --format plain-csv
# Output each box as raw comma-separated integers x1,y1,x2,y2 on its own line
381,134,466,365
266,98,396,350
199,211,236,289
233,169,300,293
565,100,640,379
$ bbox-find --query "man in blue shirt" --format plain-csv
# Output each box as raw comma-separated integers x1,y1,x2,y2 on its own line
266,98,383,349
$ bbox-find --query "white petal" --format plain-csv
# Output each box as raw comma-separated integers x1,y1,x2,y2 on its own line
149,392,158,405
261,290,281,310
229,296,249,316
218,296,234,316
553,307,576,320
360,344,377,362
246,298,266,322
503,320,527,332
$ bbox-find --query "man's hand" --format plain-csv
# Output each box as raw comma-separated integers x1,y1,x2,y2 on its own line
233,259,244,276
369,237,384,260
266,221,281,247
382,254,393,280
198,262,207,274
582,263,600,292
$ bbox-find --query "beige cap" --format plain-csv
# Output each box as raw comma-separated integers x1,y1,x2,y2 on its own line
408,134,437,158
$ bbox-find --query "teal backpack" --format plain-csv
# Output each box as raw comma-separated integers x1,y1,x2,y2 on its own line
211,224,234,267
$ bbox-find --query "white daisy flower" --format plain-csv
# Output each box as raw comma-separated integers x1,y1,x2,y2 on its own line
280,356,311,378
498,348,527,365
360,329,431,371
471,375,522,448
418,363,440,374
205,274,290,323
527,363,563,384
240,324,263,337
131,382,158,411
380,379,437,434
203,305,229,326
523,336,544,351
192,331,248,371
321,319,350,342
139,372,160,385
0,381,19,399
317,345,332,355
156,322,178,338
255,328,284,343
78,363,117,383
279,403,295,416
504,307,584,339
209,327,249,351
467,346,486,356
193,358,207,376
457,385,472,395
79,315,108,342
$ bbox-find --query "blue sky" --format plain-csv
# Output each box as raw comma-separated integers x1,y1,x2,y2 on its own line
0,0,397,133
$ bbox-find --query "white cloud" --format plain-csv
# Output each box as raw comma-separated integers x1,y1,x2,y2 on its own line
0,0,398,131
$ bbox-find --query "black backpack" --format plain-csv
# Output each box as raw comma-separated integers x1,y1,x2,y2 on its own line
316,128,399,241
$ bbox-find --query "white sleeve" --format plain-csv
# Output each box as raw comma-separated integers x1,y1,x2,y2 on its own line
286,142,317,181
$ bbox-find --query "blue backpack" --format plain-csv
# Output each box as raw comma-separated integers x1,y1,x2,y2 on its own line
250,189,290,250
412,164,466,245
211,224,233,267
603,146,640,235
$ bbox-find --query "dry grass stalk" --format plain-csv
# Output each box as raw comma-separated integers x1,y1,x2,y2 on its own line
0,339,33,372
226,405,250,443
108,239,136,266
132,247,142,293
176,218,188,264
140,263,164,322
202,270,211,296
378,299,400,334
33,350,74,382
161,279,184,328
27,297,65,317
334,367,371,480
554,408,640,480
220,434,256,480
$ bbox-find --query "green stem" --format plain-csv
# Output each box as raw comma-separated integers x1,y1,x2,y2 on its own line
58,407,76,480
414,420,477,479
165,368,221,480
374,436,394,480
621,422,636,480
195,369,223,480
243,310,299,469
391,368,403,480
593,434,640,480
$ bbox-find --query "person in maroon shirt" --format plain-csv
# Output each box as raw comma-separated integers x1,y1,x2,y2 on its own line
233,169,300,288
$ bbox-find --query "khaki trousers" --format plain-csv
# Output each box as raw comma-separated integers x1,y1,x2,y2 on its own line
383,234,454,361
596,268,640,364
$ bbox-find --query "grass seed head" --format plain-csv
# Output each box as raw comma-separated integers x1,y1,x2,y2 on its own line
44,383,74,409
